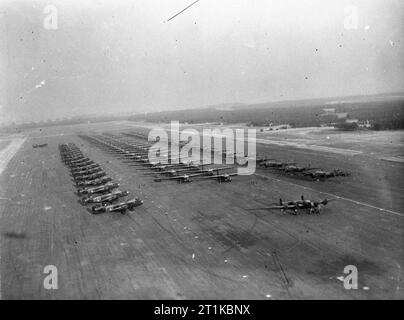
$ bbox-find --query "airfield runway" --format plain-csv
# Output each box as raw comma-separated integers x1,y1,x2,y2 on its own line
0,122,403,299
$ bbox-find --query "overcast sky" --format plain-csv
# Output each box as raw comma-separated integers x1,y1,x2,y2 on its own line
0,0,403,123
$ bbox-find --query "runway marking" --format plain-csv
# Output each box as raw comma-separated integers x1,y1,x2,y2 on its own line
0,137,26,177
253,173,404,217
255,137,363,156
380,156,404,163
0,136,27,300
271,250,292,298
27,133,74,139
137,124,364,157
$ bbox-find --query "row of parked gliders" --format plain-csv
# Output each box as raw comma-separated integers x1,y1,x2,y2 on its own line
58,143,143,214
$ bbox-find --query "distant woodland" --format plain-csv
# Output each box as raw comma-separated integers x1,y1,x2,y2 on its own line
130,97,404,131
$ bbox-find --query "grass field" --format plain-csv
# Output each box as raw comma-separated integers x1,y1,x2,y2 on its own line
0,122,402,299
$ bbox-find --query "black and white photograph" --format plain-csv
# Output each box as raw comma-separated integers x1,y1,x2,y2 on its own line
0,0,403,304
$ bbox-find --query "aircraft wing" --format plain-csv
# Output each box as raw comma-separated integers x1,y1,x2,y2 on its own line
197,173,238,179
154,175,187,182
245,206,285,211
205,166,234,172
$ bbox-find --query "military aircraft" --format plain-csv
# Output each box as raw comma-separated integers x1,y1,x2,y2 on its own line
283,164,320,173
255,156,275,164
154,167,234,183
68,160,95,168
147,165,215,176
129,154,186,164
74,171,106,182
126,155,192,165
136,160,202,171
248,195,333,215
64,155,88,161
77,182,119,195
134,161,189,170
91,198,143,214
62,155,83,161
260,160,296,168
111,150,140,156
303,169,350,179
61,154,82,160
59,144,81,155
65,158,92,165
62,154,83,161
61,150,82,157
196,167,234,176
76,176,113,187
144,166,202,176
121,156,150,164
195,172,238,183
154,174,193,183
71,167,103,177
71,163,100,173
118,153,146,160
32,143,48,148
118,150,174,160
81,190,129,205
